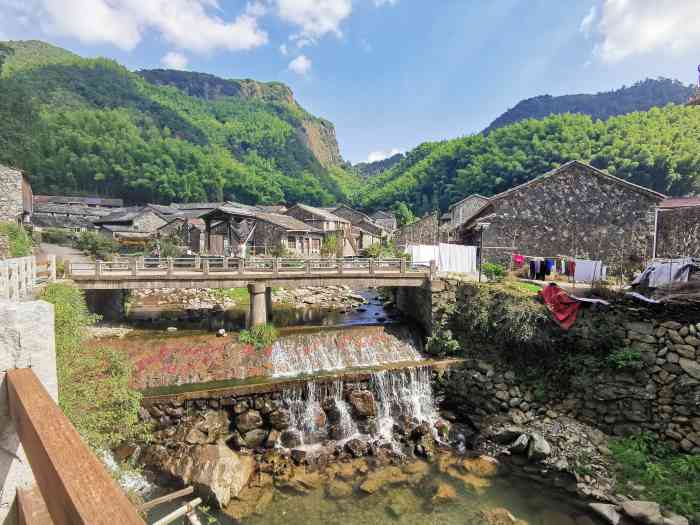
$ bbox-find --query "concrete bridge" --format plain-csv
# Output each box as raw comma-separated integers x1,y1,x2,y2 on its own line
67,256,435,326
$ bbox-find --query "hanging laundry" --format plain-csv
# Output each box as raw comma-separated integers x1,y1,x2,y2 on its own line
540,283,581,330
545,258,555,275
574,259,606,283
512,253,525,267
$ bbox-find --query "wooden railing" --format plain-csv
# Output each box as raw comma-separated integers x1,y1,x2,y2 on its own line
66,256,436,279
7,368,145,525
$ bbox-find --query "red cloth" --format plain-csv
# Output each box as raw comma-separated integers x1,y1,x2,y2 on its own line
539,283,581,330
512,253,525,267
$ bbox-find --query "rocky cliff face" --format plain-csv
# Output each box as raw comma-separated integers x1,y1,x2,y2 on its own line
139,69,343,168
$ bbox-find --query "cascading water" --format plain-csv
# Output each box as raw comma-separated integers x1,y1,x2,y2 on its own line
283,379,359,446
370,366,439,442
270,326,422,377
280,366,439,449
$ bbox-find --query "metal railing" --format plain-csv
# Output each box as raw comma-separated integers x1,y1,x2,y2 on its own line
66,256,436,279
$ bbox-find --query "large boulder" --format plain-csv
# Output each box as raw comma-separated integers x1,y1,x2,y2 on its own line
348,390,377,417
621,501,662,524
237,410,264,433
526,432,551,461
186,443,255,508
242,428,268,448
268,409,290,430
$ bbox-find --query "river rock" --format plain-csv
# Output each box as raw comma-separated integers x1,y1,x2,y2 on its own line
589,503,623,525
348,390,377,417
492,426,525,444
481,508,528,525
673,345,696,359
509,434,529,454
345,438,370,458
280,430,301,448
242,428,268,448
431,482,457,503
189,442,255,507
237,410,264,433
321,397,342,422
269,409,290,430
359,466,408,494
326,479,353,499
527,432,551,461
621,501,662,524
679,358,700,379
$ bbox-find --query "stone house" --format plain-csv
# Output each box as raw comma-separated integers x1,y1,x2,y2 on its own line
454,160,666,267
394,213,442,247
34,195,123,208
654,197,700,258
447,194,490,230
285,203,355,256
93,205,171,244
370,210,397,232
32,203,109,232
0,164,33,224
200,205,323,257
331,204,385,251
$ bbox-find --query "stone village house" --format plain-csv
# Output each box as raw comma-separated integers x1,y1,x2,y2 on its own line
200,204,324,257
285,203,356,256
451,161,667,269
654,197,700,259
0,164,33,225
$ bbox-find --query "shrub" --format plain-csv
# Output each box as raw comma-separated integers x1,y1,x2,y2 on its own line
607,348,642,369
39,282,147,449
321,234,338,257
482,262,506,281
74,231,119,260
611,432,700,517
0,222,32,257
41,227,74,246
239,323,279,349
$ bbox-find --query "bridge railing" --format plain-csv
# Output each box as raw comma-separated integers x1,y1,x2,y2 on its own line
66,256,436,278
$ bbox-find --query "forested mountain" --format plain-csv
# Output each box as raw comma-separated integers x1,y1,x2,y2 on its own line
357,105,700,215
353,153,404,178
485,78,694,132
0,40,359,206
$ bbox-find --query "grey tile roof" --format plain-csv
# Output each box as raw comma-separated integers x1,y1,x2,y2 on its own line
291,203,350,223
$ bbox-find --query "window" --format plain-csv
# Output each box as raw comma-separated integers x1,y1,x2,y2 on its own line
287,236,296,251
311,238,321,254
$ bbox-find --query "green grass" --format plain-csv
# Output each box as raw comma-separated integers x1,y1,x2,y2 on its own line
0,222,32,257
510,281,542,294
238,323,279,349
610,432,700,518
211,287,251,305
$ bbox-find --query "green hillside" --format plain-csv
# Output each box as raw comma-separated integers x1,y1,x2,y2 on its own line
485,78,695,132
357,105,700,215
0,40,359,206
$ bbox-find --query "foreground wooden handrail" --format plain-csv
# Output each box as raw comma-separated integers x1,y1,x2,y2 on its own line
7,368,145,525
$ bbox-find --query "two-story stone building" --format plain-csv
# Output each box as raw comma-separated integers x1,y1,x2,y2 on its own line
453,160,666,268
654,197,700,258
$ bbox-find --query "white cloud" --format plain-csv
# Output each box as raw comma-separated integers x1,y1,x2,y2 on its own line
288,54,312,75
373,0,398,5
592,0,700,63
276,0,352,45
579,5,596,38
161,51,188,70
279,43,288,55
367,148,401,163
0,0,268,53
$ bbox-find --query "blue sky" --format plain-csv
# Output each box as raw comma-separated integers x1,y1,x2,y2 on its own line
1,1,698,163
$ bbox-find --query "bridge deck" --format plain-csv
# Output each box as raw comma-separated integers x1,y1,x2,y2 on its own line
67,257,434,289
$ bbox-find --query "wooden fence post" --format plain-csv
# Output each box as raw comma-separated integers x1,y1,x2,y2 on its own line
369,259,375,275
238,258,245,275
222,257,229,271
131,257,137,276
49,255,57,281
400,258,406,274
273,258,280,275
337,258,344,274
305,259,311,275
202,259,210,276
95,261,102,278
167,258,174,276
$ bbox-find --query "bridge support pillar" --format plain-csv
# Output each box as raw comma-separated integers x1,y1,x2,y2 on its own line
247,283,267,328
265,286,273,322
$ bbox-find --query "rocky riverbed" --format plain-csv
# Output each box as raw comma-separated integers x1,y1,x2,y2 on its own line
130,286,371,312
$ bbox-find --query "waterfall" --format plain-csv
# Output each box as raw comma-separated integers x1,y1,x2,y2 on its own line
280,366,439,449
269,327,423,377
283,379,359,446
371,367,439,442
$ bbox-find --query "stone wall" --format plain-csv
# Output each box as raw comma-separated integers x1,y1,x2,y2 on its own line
655,206,700,258
0,165,24,223
394,213,441,247
461,163,662,267
0,300,57,524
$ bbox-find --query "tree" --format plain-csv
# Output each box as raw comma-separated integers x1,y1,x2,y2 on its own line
392,201,416,227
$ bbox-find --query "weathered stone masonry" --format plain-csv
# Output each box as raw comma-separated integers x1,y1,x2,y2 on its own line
0,165,27,223
459,162,665,267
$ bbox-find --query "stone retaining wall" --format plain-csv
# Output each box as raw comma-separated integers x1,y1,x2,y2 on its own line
439,317,700,454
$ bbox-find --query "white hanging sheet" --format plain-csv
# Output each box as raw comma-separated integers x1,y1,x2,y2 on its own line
406,243,477,274
573,259,607,283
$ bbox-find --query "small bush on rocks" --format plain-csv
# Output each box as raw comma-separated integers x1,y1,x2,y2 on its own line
482,262,506,281
606,348,642,370
239,323,279,349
